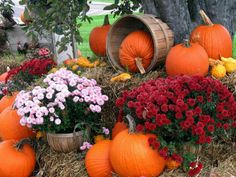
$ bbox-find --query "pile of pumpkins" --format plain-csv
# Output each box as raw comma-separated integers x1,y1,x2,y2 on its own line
89,10,236,79
85,116,179,177
0,92,36,177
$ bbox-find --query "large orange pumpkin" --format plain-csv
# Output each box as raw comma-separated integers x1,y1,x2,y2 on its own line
0,72,8,82
0,139,36,177
112,121,127,139
166,39,209,76
0,92,18,113
190,10,232,60
89,15,111,57
85,140,113,177
0,107,35,141
109,115,166,177
119,30,154,74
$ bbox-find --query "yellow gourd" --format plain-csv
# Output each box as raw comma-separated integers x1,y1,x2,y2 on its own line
211,64,226,79
220,57,236,73
77,57,100,68
110,73,132,82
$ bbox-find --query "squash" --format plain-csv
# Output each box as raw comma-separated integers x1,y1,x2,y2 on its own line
0,107,35,141
0,139,36,177
190,10,232,60
220,57,236,73
109,115,166,177
211,64,226,79
112,121,127,139
166,39,209,76
110,73,132,82
166,157,181,170
0,92,18,113
85,140,113,177
89,15,111,57
119,30,154,74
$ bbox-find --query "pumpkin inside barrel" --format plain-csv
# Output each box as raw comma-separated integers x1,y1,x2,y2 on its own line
107,14,174,74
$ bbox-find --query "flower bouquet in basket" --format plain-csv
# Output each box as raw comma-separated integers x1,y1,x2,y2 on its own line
116,75,236,174
15,68,108,153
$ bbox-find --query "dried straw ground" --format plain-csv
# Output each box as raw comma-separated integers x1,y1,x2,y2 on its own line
36,64,236,177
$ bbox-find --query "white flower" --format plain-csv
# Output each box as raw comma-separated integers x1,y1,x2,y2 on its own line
26,117,32,124
49,116,54,122
49,107,55,113
102,95,109,101
96,99,104,106
73,96,79,103
17,108,25,116
46,93,53,99
20,118,26,126
36,111,43,118
55,118,61,125
37,93,44,100
69,80,77,87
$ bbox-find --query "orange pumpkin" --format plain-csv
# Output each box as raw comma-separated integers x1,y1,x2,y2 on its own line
20,10,32,25
0,72,8,82
112,121,127,139
0,107,35,141
89,15,111,57
0,139,36,177
119,30,154,74
109,115,166,177
85,140,113,177
0,92,18,113
166,157,181,170
190,10,232,60
166,39,209,76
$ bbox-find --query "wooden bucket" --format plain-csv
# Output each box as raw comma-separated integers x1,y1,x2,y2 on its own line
47,131,85,153
107,14,174,73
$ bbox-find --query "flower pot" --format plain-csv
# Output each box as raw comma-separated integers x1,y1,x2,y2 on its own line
47,130,88,153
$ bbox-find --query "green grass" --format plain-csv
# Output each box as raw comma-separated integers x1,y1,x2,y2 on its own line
77,14,119,57
92,0,114,3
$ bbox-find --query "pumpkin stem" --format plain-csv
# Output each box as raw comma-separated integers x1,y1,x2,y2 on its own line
15,138,32,150
135,57,146,74
103,15,110,26
199,10,214,26
125,114,136,134
183,39,191,48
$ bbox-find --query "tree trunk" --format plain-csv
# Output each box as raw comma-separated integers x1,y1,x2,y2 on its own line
141,0,236,44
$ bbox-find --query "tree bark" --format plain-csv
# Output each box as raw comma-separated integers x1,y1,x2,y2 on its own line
141,0,236,44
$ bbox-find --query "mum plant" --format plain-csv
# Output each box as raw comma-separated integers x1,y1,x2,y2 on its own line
116,75,236,169
15,68,108,134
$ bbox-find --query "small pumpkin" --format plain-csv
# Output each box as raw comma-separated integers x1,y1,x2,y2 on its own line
20,9,32,25
190,10,232,60
211,64,226,79
112,121,127,139
0,72,8,82
0,139,36,177
0,92,18,113
110,115,166,177
89,15,111,57
119,30,154,74
166,157,181,170
85,140,113,177
166,39,209,76
0,107,35,141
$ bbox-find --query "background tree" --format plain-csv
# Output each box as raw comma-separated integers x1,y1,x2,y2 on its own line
106,0,236,44
19,0,92,58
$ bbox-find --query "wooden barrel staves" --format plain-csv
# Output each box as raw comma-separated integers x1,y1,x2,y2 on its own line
107,14,174,73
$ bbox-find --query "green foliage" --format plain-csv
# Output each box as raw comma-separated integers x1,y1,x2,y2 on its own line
103,0,142,17
0,0,14,18
233,32,236,59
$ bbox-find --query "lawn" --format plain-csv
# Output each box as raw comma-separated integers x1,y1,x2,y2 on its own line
77,14,119,57
92,0,114,3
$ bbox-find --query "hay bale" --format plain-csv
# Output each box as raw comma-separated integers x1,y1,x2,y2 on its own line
80,64,166,127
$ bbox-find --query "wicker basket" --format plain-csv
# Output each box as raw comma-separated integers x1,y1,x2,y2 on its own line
107,14,174,73
47,131,86,153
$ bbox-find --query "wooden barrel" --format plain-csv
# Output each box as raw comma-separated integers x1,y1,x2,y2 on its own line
107,14,174,73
